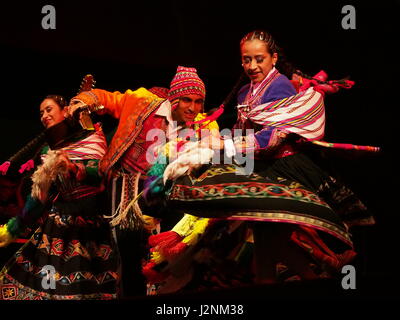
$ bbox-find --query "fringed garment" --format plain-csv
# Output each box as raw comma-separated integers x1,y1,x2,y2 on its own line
0,130,119,300
142,70,373,293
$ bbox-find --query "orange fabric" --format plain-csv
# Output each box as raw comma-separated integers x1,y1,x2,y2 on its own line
120,114,167,174
74,88,165,175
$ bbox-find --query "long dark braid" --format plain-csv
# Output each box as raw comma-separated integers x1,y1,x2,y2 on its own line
221,72,247,107
2,95,67,174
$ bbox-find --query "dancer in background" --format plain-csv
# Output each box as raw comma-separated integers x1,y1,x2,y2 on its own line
0,95,119,300
68,66,218,297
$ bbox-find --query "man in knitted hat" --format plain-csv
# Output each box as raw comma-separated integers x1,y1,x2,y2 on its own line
69,65,207,176
168,66,206,127
66,66,213,298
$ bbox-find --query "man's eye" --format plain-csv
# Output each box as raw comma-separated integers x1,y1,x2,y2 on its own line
256,58,264,63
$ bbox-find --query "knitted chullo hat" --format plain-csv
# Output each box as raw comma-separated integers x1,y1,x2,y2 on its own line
168,66,206,109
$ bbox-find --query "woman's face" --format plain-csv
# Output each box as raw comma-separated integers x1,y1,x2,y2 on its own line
40,98,66,128
241,39,278,84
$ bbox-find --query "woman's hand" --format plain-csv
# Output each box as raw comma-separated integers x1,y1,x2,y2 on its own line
200,134,224,150
55,152,78,179
234,140,247,152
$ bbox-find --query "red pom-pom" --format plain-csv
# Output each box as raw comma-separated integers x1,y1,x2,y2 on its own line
142,262,168,284
149,231,182,248
164,242,188,259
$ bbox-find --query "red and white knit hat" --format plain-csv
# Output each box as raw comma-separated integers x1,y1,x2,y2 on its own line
168,66,206,109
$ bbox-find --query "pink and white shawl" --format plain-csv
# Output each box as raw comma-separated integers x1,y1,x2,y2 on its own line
237,87,325,141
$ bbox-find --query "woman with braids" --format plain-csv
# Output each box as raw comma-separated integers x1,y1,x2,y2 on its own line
229,29,376,284
0,95,119,300
142,30,376,292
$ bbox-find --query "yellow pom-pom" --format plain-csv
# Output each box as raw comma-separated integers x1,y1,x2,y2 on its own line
142,215,160,233
0,225,15,247
181,218,210,246
151,251,165,264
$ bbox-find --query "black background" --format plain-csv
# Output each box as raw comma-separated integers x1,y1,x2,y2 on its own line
0,0,399,301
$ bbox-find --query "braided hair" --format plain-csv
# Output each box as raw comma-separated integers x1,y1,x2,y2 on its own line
240,30,313,81
240,30,354,89
44,94,67,109
221,30,310,110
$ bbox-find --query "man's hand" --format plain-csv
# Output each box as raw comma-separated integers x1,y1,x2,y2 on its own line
64,100,86,118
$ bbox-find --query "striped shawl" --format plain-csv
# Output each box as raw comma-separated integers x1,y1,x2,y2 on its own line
237,87,325,141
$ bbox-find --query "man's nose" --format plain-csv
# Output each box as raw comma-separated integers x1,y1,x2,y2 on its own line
187,102,195,111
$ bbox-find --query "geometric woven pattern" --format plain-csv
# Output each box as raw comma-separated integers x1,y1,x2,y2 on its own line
30,232,113,261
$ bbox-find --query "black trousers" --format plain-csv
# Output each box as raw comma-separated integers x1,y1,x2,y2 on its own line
106,172,148,298
114,226,148,298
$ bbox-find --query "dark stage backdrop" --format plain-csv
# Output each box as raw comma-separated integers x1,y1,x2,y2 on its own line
0,0,398,300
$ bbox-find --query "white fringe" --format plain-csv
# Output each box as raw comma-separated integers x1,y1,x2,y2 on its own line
163,141,214,184
31,150,70,203
108,172,144,229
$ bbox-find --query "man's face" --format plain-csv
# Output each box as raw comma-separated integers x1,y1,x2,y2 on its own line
172,94,204,125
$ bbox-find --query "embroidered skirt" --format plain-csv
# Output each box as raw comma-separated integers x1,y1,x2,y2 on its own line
0,195,119,300
168,163,351,243
143,162,357,293
254,152,374,227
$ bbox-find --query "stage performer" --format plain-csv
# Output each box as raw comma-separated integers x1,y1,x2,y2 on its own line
142,30,377,292
0,95,119,300
68,66,218,297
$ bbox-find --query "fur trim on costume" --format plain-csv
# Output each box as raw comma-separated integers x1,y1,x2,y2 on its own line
163,142,214,184
31,150,70,202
